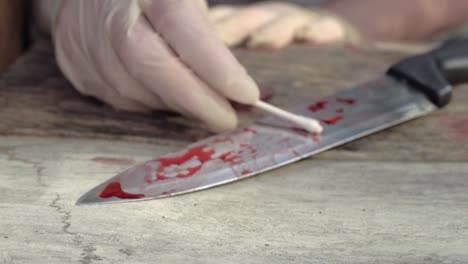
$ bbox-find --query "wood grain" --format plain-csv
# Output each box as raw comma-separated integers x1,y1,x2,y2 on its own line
0,39,467,162
0,0,25,72
0,136,467,264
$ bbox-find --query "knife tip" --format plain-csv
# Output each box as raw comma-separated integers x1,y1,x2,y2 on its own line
75,193,97,206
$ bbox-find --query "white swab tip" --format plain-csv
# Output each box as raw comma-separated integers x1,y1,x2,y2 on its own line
296,116,324,134
254,101,324,134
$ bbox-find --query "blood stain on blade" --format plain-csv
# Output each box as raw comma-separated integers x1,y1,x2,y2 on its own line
243,127,258,134
320,116,344,125
241,169,252,175
153,128,257,181
336,97,356,105
308,100,330,112
99,182,145,199
219,144,256,165
99,128,260,200
155,145,215,180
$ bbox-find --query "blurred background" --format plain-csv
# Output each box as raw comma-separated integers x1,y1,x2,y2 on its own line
0,0,27,72
208,0,325,5
2,0,468,73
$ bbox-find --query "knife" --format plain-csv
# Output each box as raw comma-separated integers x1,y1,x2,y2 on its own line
77,39,468,205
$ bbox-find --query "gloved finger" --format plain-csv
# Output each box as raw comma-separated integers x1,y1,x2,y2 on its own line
54,22,150,112
112,15,237,132
53,1,164,112
296,16,347,44
141,0,260,106
56,37,149,112
247,12,310,50
211,6,278,47
208,5,237,23
94,7,169,110
141,0,260,105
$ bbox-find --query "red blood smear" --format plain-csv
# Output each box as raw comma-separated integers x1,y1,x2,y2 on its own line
156,145,215,181
175,165,203,179
219,151,240,164
308,100,329,112
440,116,468,141
336,108,344,113
243,127,257,134
242,169,252,175
336,97,356,105
320,116,344,125
153,131,258,181
99,182,145,199
240,143,257,153
219,144,256,165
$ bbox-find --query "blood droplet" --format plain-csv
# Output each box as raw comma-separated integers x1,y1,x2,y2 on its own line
336,97,356,105
242,169,252,175
308,100,329,112
320,116,344,125
99,182,145,199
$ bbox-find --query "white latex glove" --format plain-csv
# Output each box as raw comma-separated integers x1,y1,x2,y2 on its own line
209,2,360,50
34,0,259,132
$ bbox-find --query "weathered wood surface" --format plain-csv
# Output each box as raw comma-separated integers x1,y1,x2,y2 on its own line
0,137,467,264
0,39,468,264
1,39,467,160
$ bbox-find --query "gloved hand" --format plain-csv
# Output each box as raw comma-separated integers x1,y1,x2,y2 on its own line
34,0,259,132
209,2,361,50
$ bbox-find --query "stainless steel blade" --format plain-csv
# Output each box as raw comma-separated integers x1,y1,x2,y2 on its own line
77,76,436,205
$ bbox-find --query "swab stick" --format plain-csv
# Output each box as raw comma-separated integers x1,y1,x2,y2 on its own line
255,101,323,134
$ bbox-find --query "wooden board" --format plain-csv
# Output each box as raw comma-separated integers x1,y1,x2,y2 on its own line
0,136,467,264
1,39,467,161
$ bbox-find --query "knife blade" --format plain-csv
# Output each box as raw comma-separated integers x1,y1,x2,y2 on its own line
77,39,468,205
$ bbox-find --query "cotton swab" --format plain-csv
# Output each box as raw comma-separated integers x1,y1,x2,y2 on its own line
254,101,323,134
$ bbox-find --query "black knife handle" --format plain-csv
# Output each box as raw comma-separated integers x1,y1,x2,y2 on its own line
388,38,468,107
